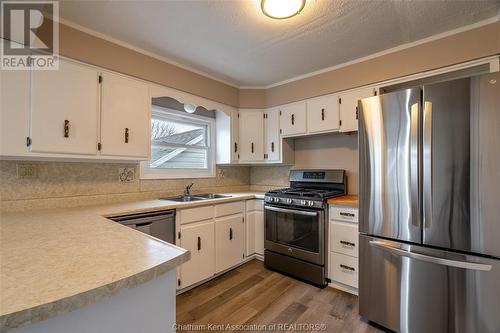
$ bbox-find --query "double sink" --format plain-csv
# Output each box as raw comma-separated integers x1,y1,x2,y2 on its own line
160,193,231,202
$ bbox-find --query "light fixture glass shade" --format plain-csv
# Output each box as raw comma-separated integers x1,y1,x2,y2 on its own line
184,103,197,113
261,0,305,19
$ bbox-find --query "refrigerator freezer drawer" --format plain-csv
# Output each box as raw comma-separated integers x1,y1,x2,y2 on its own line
330,252,358,288
359,234,500,333
330,221,358,257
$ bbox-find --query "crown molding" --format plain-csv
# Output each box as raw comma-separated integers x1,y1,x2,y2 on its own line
57,17,241,89
58,14,498,90
240,15,500,89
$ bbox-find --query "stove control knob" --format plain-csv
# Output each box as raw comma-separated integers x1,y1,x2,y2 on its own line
286,199,293,204
301,200,307,206
275,198,280,203
308,201,315,206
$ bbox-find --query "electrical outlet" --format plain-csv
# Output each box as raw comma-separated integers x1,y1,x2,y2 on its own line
17,164,37,179
118,167,135,182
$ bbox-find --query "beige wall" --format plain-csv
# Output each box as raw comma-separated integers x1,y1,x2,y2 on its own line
240,21,500,108
0,161,250,212
249,134,359,195
294,134,358,194
38,20,240,107
38,20,499,110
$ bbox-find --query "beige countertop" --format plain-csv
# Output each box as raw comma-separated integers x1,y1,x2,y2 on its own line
327,195,359,208
0,192,264,332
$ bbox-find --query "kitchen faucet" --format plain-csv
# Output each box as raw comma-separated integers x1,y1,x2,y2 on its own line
184,183,194,196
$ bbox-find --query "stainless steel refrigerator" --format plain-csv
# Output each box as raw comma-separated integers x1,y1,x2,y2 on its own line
358,72,500,333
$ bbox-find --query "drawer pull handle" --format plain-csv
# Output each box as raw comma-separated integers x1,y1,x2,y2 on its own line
135,222,152,227
291,114,295,125
340,240,356,247
340,264,355,272
339,212,355,217
234,142,238,153
124,128,129,143
64,120,70,138
321,108,325,120
271,142,274,152
251,142,254,153
197,236,201,251
229,227,233,240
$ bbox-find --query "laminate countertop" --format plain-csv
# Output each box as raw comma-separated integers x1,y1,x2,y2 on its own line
327,195,359,208
0,192,264,332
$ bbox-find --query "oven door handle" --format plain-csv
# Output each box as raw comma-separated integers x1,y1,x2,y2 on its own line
264,205,318,216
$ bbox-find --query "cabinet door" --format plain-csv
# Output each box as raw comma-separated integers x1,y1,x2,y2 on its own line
339,87,376,132
215,214,245,273
246,211,256,256
100,72,150,158
307,94,340,133
254,210,264,255
231,109,240,163
265,109,280,162
0,67,30,156
280,102,306,136
239,109,264,162
179,220,215,288
30,59,99,155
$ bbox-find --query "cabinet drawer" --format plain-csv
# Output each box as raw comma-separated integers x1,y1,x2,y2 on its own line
215,201,244,217
330,206,358,223
178,205,214,225
246,199,263,212
330,253,358,288
330,222,358,257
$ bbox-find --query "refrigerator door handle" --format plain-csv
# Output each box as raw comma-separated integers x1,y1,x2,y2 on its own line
410,102,420,227
423,101,433,228
369,240,492,271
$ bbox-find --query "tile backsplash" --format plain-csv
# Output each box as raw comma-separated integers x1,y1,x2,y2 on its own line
0,161,250,211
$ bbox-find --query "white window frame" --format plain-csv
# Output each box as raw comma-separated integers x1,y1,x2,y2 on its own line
140,106,216,179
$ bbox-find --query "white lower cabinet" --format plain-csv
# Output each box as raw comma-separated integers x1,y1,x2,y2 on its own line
245,199,264,256
177,200,247,290
329,205,359,294
178,220,215,289
215,214,245,273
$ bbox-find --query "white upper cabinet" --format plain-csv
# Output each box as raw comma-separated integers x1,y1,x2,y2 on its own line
339,87,377,132
100,72,151,158
238,109,265,162
30,59,99,155
307,94,340,134
231,109,239,163
0,67,30,156
280,101,306,137
265,109,280,162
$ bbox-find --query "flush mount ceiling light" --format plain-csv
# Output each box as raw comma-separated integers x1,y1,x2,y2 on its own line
261,0,305,19
183,103,197,113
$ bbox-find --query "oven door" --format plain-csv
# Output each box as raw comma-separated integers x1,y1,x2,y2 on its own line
264,204,325,265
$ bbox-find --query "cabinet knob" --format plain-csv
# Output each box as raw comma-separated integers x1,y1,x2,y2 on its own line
64,120,69,138
124,128,129,143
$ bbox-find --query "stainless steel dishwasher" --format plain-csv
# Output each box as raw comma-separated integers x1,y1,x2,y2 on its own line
109,210,176,244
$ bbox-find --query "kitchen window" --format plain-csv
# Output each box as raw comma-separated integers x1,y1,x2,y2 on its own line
140,106,215,179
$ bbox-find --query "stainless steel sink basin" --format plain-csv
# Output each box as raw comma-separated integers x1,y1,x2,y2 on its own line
160,195,205,202
195,193,231,199
160,193,231,202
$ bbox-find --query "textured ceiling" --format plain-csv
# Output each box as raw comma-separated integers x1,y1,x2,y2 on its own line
58,0,500,87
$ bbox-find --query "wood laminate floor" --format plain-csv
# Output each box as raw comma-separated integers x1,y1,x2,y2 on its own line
176,260,384,332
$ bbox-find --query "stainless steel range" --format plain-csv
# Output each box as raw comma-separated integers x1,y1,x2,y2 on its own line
264,169,346,287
